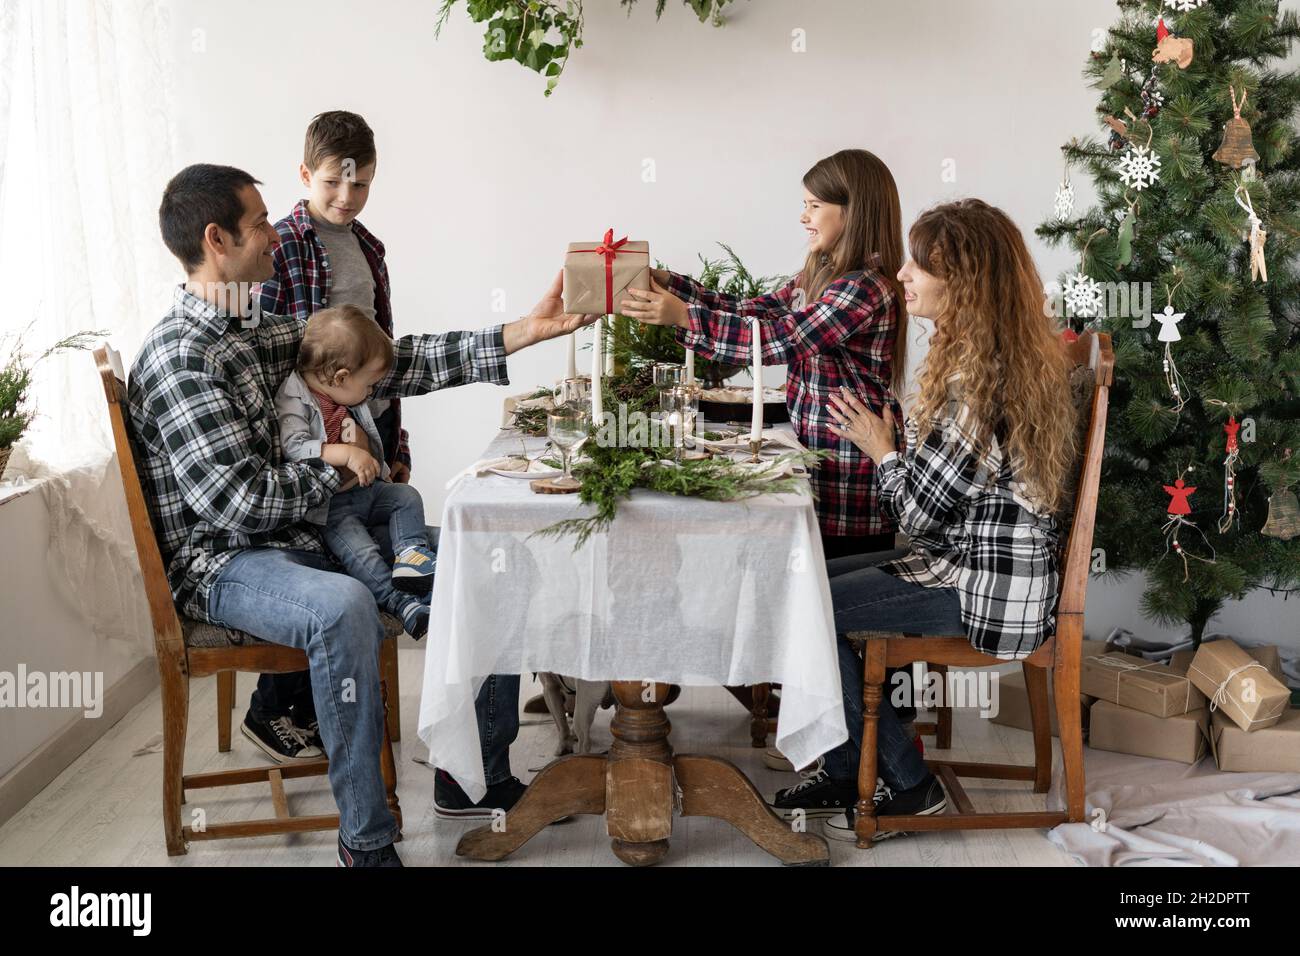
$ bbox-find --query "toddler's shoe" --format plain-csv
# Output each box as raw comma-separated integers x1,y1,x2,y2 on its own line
392,545,436,594
399,597,430,641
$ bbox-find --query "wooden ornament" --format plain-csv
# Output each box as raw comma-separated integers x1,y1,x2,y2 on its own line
1153,35,1194,69
1261,488,1300,540
1213,86,1261,169
1104,115,1129,138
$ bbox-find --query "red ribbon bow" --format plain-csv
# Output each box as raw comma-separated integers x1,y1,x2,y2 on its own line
574,228,644,315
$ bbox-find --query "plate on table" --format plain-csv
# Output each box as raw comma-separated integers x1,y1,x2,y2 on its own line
486,456,564,480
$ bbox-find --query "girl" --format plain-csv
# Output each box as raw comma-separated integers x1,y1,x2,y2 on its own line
771,199,1080,842
621,148,906,559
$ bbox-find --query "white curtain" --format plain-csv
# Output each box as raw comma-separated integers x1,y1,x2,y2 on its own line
0,0,179,648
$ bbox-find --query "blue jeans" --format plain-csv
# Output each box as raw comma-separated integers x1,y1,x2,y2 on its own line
323,480,429,616
821,549,966,792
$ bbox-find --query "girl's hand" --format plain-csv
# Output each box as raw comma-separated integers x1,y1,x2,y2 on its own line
826,387,897,463
620,278,689,329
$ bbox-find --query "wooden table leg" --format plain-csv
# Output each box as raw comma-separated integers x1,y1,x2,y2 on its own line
605,680,676,866
750,683,771,748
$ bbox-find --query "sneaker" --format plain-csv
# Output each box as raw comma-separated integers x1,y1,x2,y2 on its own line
392,546,436,595
337,835,403,867
292,713,323,751
768,767,857,821
762,748,825,774
433,770,528,820
825,773,947,843
241,712,323,763
399,598,430,641
822,779,894,843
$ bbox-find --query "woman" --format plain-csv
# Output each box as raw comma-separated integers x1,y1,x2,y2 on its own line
770,199,1080,842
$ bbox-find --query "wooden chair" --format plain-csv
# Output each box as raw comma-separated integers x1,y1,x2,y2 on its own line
848,330,1112,845
95,345,403,856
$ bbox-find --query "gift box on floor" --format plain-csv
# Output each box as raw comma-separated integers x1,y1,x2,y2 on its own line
1209,708,1300,772
1170,642,1286,685
562,230,650,315
1081,651,1206,718
988,640,1106,736
1088,699,1209,764
1187,639,1291,733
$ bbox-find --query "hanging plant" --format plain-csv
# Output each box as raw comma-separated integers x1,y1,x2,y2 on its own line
435,0,742,95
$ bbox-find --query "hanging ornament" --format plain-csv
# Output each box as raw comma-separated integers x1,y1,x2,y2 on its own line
1161,467,1217,582
1139,65,1165,120
1063,228,1107,322
1119,121,1161,191
1213,86,1261,169
1116,193,1137,268
1156,279,1188,413
1153,18,1195,69
1234,183,1268,283
1262,488,1300,540
1093,53,1124,90
1204,404,1242,534
1054,155,1076,221
1164,0,1208,10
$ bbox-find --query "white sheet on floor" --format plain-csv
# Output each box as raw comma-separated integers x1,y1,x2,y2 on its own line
1046,747,1300,866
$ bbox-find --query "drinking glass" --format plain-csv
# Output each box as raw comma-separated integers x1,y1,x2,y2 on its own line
547,406,590,488
653,363,685,389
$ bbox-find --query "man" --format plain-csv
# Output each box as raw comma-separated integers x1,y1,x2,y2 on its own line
128,164,593,866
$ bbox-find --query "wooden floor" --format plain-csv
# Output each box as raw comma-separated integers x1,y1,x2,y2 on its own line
0,645,1077,866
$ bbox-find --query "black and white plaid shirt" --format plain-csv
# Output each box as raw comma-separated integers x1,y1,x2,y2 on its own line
127,286,508,621
876,401,1061,660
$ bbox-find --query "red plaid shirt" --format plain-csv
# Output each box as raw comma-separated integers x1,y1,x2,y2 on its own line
257,200,410,471
668,255,904,538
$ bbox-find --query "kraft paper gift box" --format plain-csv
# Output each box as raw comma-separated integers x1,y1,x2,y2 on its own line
1081,651,1206,718
1187,639,1291,733
562,231,650,315
989,639,1106,736
1088,699,1209,764
1209,708,1300,772
1170,642,1286,685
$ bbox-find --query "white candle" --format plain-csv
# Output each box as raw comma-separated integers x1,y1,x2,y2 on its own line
604,315,615,376
750,316,763,443
685,347,695,385
566,332,577,381
591,320,603,423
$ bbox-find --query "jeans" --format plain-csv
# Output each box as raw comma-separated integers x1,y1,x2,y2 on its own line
323,480,430,617
821,549,967,792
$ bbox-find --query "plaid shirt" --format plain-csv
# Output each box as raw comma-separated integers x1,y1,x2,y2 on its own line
876,404,1061,660
127,285,508,621
256,200,410,471
667,257,904,538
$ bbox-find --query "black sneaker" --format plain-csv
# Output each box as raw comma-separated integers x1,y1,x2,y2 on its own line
825,773,947,843
337,835,403,867
768,768,857,821
399,598,430,641
294,715,323,751
433,770,528,820
241,712,324,763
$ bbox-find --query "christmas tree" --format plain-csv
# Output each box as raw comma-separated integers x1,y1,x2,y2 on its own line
1036,0,1300,645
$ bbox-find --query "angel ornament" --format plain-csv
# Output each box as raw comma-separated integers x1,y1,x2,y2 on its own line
1234,183,1268,283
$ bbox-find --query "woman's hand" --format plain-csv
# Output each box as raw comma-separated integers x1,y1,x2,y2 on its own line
826,387,897,463
620,277,689,329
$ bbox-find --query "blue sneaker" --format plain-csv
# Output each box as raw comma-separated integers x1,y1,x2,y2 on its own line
392,545,436,595
399,597,430,641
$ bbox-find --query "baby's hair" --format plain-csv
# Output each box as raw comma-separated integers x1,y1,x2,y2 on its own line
297,305,394,383
304,110,376,173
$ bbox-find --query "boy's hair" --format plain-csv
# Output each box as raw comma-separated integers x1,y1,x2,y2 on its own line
303,110,377,173
297,306,394,382
159,164,261,272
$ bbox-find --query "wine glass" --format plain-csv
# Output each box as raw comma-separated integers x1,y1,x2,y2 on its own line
677,384,701,452
556,376,588,408
547,407,589,488
653,363,685,388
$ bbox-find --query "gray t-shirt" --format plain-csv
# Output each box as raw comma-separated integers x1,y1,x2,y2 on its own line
312,216,389,417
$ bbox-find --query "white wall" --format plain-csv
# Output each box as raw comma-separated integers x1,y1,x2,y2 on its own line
161,0,1298,650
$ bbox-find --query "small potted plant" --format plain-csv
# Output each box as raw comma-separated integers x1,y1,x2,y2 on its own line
0,329,106,480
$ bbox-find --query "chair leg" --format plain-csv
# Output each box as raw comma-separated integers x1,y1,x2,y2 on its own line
379,678,403,836
930,663,953,749
381,638,401,742
853,641,888,847
1054,624,1087,822
216,670,234,753
750,683,771,748
1023,663,1053,793
160,653,190,856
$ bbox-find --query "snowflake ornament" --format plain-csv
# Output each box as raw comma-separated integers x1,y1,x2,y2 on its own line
1164,0,1207,11
1054,180,1076,221
1064,272,1105,319
1119,144,1162,191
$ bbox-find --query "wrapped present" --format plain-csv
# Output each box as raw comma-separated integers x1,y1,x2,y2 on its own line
562,229,650,315
1170,641,1285,685
989,639,1106,736
1088,700,1209,765
1209,708,1300,772
1187,639,1291,733
1081,651,1206,718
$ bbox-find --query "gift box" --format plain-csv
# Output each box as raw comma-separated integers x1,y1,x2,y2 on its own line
1170,642,1285,685
988,640,1106,736
1209,708,1300,772
562,230,650,315
1088,699,1209,764
1081,651,1206,718
1187,639,1291,733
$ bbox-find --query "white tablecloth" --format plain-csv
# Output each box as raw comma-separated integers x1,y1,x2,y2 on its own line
417,428,848,800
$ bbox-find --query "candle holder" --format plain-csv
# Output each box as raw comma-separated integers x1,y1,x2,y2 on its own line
556,376,589,408
748,438,762,463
